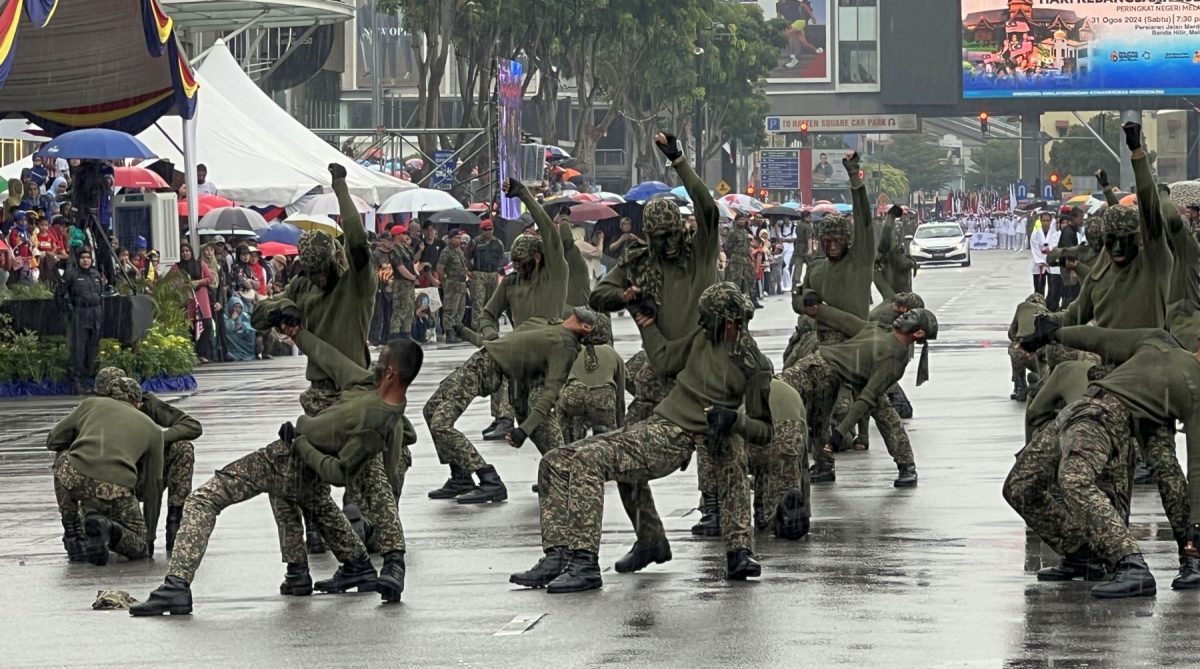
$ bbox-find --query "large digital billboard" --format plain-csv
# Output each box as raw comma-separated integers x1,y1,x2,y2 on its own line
746,0,831,83
962,0,1200,98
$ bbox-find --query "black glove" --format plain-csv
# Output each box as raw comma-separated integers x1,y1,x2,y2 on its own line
1094,169,1109,189
629,295,659,321
501,177,526,199
1122,122,1142,151
328,163,348,181
507,427,528,448
1033,313,1061,341
278,421,296,445
655,133,683,162
888,204,904,218
802,290,823,308
706,406,739,436
828,428,845,452
268,305,301,328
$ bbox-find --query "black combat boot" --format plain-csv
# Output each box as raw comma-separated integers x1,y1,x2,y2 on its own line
129,576,193,616
314,556,378,593
1036,549,1108,581
547,550,603,594
810,462,836,483
83,512,114,566
1171,557,1200,590
510,546,572,588
62,517,88,562
375,551,406,602
279,562,313,596
690,492,721,537
613,540,672,573
1090,554,1156,598
165,505,183,554
428,464,476,499
889,385,914,419
894,464,919,488
482,417,514,441
457,465,508,504
726,549,762,580
481,419,500,438
1010,374,1028,402
773,487,811,540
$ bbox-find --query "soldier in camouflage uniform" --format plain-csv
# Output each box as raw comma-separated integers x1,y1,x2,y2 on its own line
389,224,419,339
511,283,776,593
589,133,725,540
748,378,810,540
556,315,624,443
436,230,469,342
467,219,506,327
1008,293,1048,401
724,216,758,305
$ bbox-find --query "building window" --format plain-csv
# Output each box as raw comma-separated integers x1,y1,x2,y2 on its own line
837,0,877,85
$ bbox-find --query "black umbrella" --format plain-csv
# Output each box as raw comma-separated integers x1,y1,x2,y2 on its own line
761,206,804,219
428,209,481,226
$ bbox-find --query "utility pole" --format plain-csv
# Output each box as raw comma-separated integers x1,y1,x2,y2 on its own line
371,1,383,128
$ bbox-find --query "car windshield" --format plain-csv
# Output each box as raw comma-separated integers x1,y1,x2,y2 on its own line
915,226,962,240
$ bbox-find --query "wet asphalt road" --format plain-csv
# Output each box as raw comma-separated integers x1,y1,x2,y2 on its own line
2,250,1197,668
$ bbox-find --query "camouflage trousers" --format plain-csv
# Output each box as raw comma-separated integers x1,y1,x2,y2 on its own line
778,353,915,467
1008,340,1037,383
470,272,499,328
557,380,618,444
817,328,874,450
539,416,752,553
1057,390,1138,565
54,458,149,559
390,281,416,336
749,418,810,530
272,384,343,553
55,440,194,525
424,349,502,472
169,439,368,582
1002,423,1090,558
727,262,755,298
342,454,406,554
524,384,566,455
442,281,467,332
490,378,515,421
1141,426,1190,557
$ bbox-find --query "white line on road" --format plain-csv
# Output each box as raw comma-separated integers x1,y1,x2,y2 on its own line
494,613,547,636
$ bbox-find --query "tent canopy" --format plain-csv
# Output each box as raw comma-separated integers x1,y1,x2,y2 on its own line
162,0,353,29
0,0,196,134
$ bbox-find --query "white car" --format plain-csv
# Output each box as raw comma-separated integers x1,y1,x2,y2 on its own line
908,222,971,267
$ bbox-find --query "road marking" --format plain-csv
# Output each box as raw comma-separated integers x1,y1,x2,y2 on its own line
494,613,546,636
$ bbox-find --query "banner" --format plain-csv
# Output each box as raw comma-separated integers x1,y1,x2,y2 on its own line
750,0,831,83
496,59,523,220
962,0,1200,98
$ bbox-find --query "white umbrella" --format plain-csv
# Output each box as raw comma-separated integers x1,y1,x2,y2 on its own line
378,188,463,214
196,207,268,237
300,191,372,218
284,213,342,237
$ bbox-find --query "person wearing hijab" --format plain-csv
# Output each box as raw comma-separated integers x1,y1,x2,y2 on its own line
202,242,231,362
170,243,215,363
223,296,257,362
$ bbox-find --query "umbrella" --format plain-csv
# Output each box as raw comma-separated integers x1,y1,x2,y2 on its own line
624,181,671,201
781,201,801,209
558,189,580,197
196,207,269,237
405,158,425,171
113,166,168,189
284,213,342,236
558,167,582,180
669,185,693,202
833,203,853,214
1119,193,1138,206
570,192,600,202
258,222,301,245
1017,199,1047,212
179,194,235,218
378,188,463,214
300,192,372,218
811,203,841,216
36,128,156,160
545,146,571,160
466,202,491,212
720,193,765,214
568,202,618,222
761,206,803,219
1090,191,1130,202
257,241,298,257
1064,194,1091,205
428,209,481,226
595,192,626,204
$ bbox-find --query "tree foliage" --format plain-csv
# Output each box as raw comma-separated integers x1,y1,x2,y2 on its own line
965,140,1020,190
1047,112,1121,183
882,134,956,193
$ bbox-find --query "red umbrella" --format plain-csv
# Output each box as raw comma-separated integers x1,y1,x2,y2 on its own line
570,192,600,202
466,202,490,212
568,202,617,222
113,166,168,189
257,241,298,257
179,194,235,218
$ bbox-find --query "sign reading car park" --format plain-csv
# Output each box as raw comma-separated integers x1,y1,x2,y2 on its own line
766,114,919,134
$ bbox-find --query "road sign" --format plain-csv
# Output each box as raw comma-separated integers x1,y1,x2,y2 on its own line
1016,181,1028,199
1062,175,1074,192
760,149,800,190
715,180,731,197
1042,183,1054,199
431,149,457,190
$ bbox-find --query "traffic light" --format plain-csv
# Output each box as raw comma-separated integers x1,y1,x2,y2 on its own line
1049,172,1060,187
799,121,809,145
746,183,756,196
979,112,989,138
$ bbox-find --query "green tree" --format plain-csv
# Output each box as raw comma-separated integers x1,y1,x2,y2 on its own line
864,161,911,202
965,140,1020,189
1047,112,1121,182
882,134,955,193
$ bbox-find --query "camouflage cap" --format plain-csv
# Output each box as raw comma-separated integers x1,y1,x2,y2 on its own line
1102,204,1140,234
298,230,336,273
509,233,543,261
1024,292,1046,307
581,312,613,346
1168,180,1200,212
892,292,925,310
816,215,851,240
1084,217,1104,247
111,377,143,405
698,281,756,324
94,366,128,397
907,307,938,340
642,198,683,236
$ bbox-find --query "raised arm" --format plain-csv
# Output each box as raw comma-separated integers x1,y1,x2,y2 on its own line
330,165,370,273
1131,149,1165,242
845,152,875,268
294,329,374,390
505,179,566,284
667,137,718,260
478,279,510,340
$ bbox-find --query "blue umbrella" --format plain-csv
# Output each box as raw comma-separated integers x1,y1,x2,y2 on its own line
35,128,156,160
258,222,302,245
834,203,853,213
782,201,801,209
669,185,691,201
624,181,671,202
